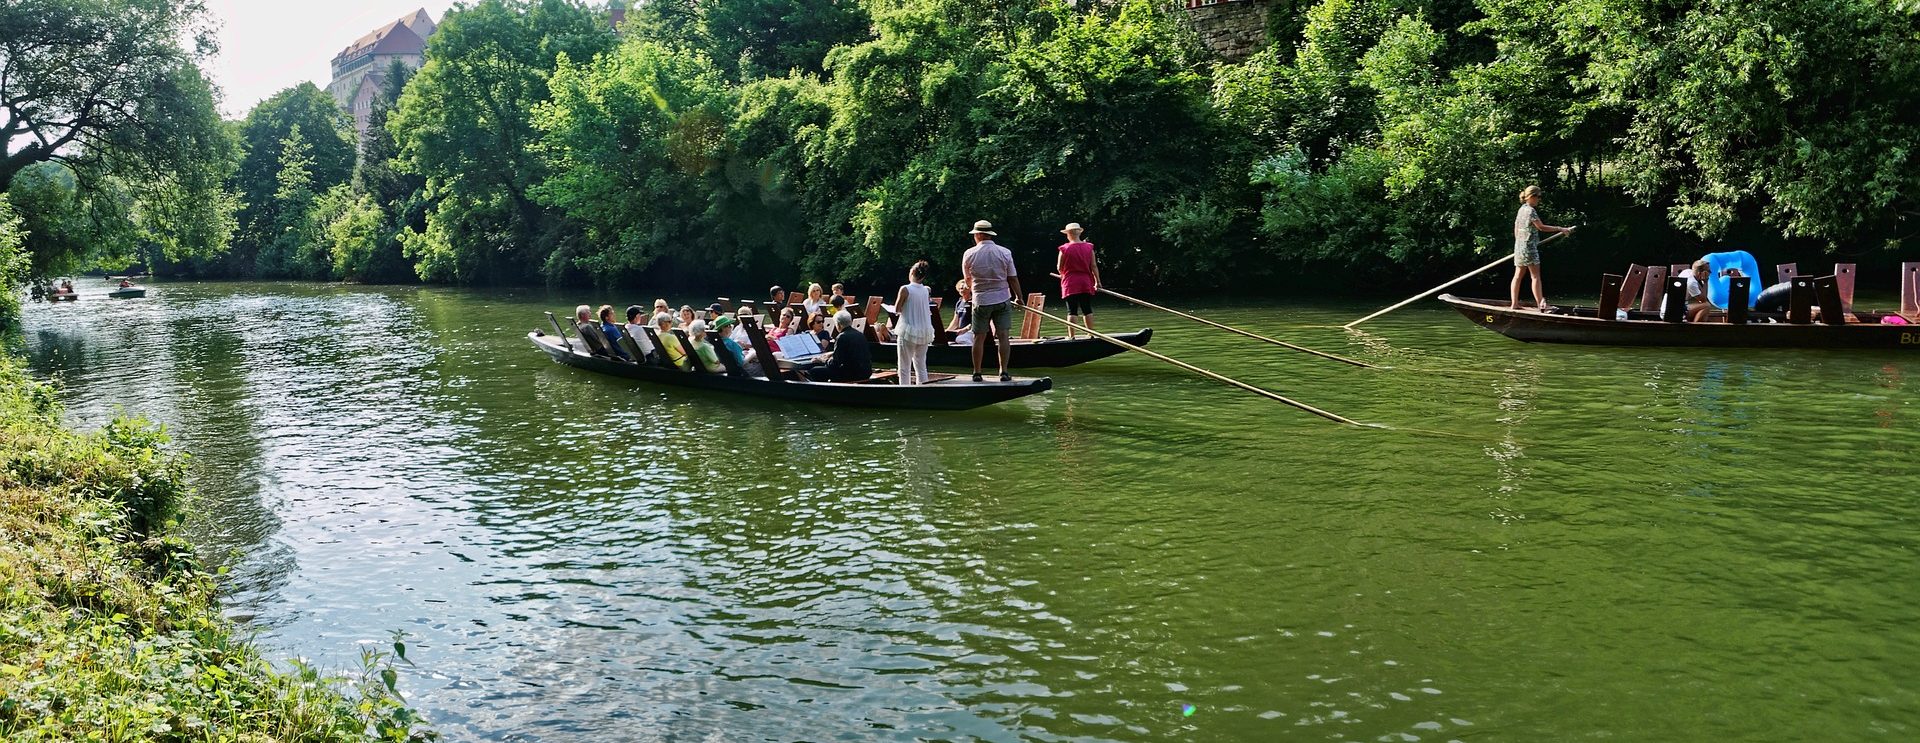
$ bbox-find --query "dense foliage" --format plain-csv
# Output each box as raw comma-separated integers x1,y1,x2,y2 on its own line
0,358,433,741
11,0,1917,294
0,0,237,285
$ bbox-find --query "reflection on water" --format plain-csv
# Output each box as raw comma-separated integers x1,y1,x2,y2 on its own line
20,280,1920,741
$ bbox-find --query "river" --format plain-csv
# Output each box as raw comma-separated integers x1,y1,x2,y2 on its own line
18,279,1920,741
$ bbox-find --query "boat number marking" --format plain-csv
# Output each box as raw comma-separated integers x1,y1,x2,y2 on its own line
1903,332,1918,345
1485,315,1495,323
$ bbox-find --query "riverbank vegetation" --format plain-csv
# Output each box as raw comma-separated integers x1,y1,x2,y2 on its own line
7,0,1919,296
0,357,432,740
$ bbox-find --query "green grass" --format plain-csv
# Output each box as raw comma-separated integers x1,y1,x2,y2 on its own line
0,357,433,742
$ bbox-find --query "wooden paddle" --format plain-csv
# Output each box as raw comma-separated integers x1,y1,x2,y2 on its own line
1344,229,1576,330
1051,274,1382,369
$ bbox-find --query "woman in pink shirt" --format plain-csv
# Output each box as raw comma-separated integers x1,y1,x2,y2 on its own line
1056,222,1101,338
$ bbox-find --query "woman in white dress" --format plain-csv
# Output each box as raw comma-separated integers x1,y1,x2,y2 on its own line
892,261,936,385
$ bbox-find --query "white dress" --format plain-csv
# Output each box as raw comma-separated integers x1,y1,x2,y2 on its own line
895,283,935,346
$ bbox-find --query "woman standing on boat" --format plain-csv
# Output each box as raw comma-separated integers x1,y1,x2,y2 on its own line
1510,185,1575,310
893,261,936,384
1056,222,1100,339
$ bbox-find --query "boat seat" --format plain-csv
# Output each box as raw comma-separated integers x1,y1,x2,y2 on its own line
671,329,717,374
859,370,901,385
741,319,792,382
1020,293,1046,340
707,331,751,378
617,335,647,364
575,322,615,357
639,327,677,368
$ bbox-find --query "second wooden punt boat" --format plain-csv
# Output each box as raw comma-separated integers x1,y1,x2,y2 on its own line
1440,294,1920,349
529,331,1052,410
878,328,1152,368
108,287,146,299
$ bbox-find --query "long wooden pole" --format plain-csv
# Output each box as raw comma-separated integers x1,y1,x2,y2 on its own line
1344,231,1572,330
1016,302,1377,427
1052,274,1381,369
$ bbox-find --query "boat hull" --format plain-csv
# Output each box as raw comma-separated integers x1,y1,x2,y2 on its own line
108,288,146,299
1440,295,1920,349
529,333,1050,410
880,328,1151,368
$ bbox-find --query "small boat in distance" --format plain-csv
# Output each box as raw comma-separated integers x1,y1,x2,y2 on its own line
108,285,146,299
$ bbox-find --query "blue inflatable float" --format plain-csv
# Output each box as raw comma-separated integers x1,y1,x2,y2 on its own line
1703,250,1762,308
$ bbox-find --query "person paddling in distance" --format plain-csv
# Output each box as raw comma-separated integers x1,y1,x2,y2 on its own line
892,261,936,385
1510,185,1576,310
962,219,1022,382
1056,222,1100,339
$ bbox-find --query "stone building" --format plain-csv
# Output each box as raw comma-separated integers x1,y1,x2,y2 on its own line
1184,0,1271,63
326,9,436,137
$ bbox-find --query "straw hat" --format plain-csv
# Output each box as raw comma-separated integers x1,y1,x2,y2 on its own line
1060,222,1083,235
969,220,996,236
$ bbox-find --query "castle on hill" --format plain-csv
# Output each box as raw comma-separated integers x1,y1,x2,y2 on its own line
325,3,630,137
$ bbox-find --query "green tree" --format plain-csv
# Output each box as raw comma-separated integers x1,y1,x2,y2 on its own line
388,0,618,283
352,60,426,283
1,0,237,273
313,185,386,281
536,39,735,282
254,127,326,278
0,195,26,333
231,84,354,270
633,0,872,79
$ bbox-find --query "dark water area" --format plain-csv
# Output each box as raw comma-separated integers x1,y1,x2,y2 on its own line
18,279,1920,741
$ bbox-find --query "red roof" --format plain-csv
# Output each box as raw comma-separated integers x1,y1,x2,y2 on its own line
332,9,435,66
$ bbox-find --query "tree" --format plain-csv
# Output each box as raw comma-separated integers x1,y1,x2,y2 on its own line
252,127,326,278
388,0,618,284
231,84,355,269
632,0,872,79
1,0,236,272
0,195,26,333
352,59,426,283
312,185,386,282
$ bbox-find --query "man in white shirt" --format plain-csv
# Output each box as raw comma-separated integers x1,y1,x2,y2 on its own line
961,219,1023,382
623,305,658,361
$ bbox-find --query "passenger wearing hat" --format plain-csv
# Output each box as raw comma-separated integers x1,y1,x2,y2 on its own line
1056,222,1100,339
961,219,1022,382
623,304,659,362
710,314,762,377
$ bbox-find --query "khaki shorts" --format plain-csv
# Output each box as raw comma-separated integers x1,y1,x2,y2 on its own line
972,300,1012,336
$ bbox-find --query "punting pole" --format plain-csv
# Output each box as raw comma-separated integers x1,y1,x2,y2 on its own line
1052,274,1381,369
1014,302,1378,427
1344,230,1574,330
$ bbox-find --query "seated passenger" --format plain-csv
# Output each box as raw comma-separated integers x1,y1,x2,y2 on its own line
678,305,697,330
1673,259,1713,323
654,312,691,370
711,315,763,377
623,304,658,361
802,312,873,383
596,304,634,361
769,307,797,340
685,319,724,373
573,304,614,356
947,279,975,345
807,313,832,347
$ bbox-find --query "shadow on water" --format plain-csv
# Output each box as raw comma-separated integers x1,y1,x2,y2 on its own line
17,280,1920,741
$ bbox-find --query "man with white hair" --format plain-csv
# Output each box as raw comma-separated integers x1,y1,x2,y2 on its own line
804,310,873,382
962,219,1022,382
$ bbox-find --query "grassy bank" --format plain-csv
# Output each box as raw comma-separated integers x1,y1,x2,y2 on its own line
0,358,431,741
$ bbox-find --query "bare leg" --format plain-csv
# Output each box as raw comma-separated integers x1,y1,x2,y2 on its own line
1083,313,1095,334
970,330,986,377
1066,314,1079,340
1510,266,1526,309
1530,265,1547,309
995,318,1013,377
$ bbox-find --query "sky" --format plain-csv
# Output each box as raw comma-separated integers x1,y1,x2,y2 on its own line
200,0,460,118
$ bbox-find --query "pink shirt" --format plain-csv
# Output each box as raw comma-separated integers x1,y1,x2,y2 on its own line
1058,242,1096,296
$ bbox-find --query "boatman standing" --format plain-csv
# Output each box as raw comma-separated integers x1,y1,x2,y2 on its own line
962,220,1022,382
1056,222,1100,339
1510,185,1575,311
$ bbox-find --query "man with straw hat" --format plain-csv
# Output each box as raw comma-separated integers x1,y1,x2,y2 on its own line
962,219,1022,382
1056,222,1100,339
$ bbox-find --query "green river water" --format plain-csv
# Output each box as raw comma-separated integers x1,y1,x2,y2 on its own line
18,279,1920,741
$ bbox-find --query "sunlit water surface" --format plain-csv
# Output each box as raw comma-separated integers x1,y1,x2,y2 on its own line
20,279,1920,741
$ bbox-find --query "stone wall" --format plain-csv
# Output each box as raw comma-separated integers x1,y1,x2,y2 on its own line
1184,0,1271,63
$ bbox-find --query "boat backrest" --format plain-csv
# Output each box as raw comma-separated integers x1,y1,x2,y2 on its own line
1776,263,1799,286
1813,275,1846,325
930,297,954,345
741,318,789,382
1726,277,1751,324
1618,265,1648,313
618,335,647,363
1788,276,1816,324
1834,264,1856,312
671,329,714,374
1904,262,1920,318
1669,263,1689,277
545,312,576,352
863,296,889,342
640,327,676,368
1638,265,1669,313
576,322,615,357
708,331,750,377
1020,293,1046,339
1598,274,1623,320
1662,276,1688,323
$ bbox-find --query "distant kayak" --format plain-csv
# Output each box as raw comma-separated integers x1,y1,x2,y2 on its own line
108,287,146,299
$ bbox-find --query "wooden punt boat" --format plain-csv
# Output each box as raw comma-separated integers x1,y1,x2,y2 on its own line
107,287,146,299
1439,295,1920,349
879,328,1152,368
528,332,1052,410
48,293,78,302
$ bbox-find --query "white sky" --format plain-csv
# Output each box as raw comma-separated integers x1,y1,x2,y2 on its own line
201,0,460,118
